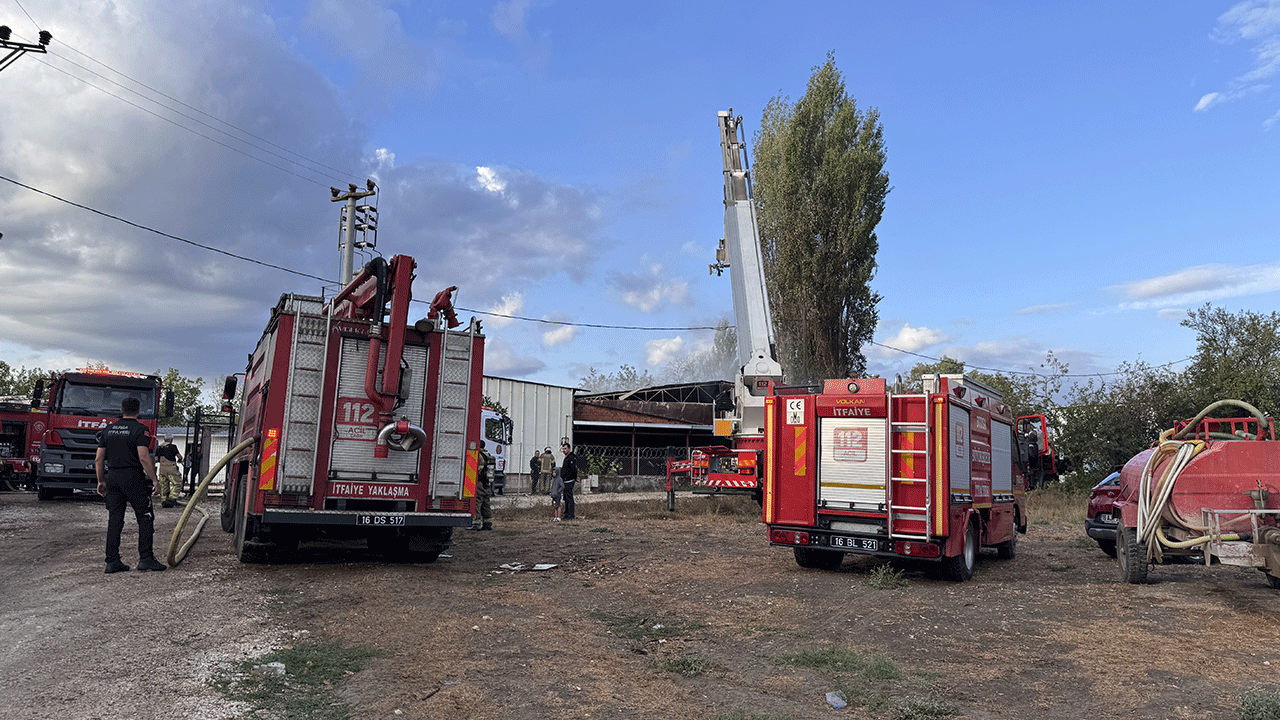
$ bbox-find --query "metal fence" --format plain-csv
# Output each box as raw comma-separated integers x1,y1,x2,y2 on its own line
574,445,690,478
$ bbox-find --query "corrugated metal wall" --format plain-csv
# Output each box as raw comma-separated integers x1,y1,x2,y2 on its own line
483,377,576,490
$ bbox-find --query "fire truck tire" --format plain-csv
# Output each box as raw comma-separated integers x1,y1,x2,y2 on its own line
1117,525,1148,584
1265,572,1280,589
220,476,238,533
36,485,55,501
996,528,1017,560
793,547,843,571
942,522,977,582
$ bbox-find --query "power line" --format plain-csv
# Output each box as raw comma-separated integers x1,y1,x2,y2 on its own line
0,173,1196,378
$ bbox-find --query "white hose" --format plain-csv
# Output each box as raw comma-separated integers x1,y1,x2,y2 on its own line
166,437,257,567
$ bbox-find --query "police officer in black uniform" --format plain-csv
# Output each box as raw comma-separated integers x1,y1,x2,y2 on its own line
95,396,166,574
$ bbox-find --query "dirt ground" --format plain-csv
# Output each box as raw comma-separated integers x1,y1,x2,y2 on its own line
2,488,1278,720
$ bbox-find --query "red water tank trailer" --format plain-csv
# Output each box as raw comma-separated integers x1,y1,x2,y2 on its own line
1113,400,1280,588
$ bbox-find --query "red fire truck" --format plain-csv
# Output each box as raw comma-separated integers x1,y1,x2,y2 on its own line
33,368,166,500
0,397,44,488
762,374,1028,581
220,255,486,562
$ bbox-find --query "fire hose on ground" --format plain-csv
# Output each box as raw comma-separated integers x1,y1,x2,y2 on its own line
1136,399,1267,563
166,437,257,568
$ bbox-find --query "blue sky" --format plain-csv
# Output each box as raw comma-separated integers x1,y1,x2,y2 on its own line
0,0,1277,396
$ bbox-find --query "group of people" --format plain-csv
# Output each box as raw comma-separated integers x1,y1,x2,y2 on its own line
530,444,579,521
469,441,580,530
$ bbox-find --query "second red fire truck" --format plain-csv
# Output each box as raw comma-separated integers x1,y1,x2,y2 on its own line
762,374,1028,581
220,254,486,562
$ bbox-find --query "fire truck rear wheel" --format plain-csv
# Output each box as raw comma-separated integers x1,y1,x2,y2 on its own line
793,547,843,571
1116,524,1148,584
37,485,55,501
220,475,240,533
996,529,1017,560
942,522,977,582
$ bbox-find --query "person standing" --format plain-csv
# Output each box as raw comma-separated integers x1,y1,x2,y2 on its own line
470,441,495,531
539,447,555,496
529,449,542,495
155,435,184,508
560,443,579,520
95,397,165,573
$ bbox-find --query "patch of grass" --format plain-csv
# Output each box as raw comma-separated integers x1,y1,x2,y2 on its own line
1240,687,1280,720
777,647,900,680
868,563,908,589
1026,483,1090,524
1069,536,1098,549
210,641,382,720
590,526,613,533
891,694,959,720
655,654,719,677
592,611,704,641
716,710,791,720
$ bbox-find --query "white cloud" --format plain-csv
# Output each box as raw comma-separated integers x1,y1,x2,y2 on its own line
480,337,545,377
542,324,576,346
486,293,524,328
609,264,691,312
877,324,948,353
1114,262,1280,309
1194,92,1221,111
476,166,507,194
1157,308,1188,321
1199,1,1280,118
1016,303,1074,315
490,0,550,71
645,337,683,366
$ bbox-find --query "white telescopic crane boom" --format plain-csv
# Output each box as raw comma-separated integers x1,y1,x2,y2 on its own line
716,110,783,438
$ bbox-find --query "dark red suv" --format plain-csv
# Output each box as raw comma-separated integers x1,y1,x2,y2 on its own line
1085,472,1121,557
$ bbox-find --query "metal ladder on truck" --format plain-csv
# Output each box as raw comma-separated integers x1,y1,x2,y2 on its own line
887,392,932,541
278,296,331,495
429,319,479,497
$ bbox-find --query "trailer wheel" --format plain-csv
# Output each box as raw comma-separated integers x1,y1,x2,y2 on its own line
942,522,977,582
793,547,843,571
1117,525,1148,584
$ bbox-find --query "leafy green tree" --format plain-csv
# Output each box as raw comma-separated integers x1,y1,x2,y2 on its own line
1179,304,1280,414
154,368,207,423
753,52,889,383
0,361,46,399
579,364,656,393
898,355,967,392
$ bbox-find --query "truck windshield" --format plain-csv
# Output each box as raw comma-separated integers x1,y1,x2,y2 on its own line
56,381,159,419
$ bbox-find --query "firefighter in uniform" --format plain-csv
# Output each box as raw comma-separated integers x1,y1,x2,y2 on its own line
155,435,184,507
95,396,166,573
471,441,495,531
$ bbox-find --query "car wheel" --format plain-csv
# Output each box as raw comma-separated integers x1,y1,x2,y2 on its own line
1117,524,1148,584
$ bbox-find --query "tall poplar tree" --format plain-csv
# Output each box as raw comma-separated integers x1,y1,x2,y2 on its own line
752,53,889,383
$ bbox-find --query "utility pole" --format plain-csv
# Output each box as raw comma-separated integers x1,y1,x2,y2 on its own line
330,180,378,286
0,26,51,73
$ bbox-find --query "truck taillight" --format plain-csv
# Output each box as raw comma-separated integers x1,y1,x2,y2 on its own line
769,528,810,545
894,541,940,558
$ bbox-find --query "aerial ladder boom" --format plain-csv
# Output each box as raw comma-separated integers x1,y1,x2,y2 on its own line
714,109,783,440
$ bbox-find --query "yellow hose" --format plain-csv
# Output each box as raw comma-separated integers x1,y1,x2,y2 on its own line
166,437,257,567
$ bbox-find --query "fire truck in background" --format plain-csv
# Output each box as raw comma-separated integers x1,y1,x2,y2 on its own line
762,374,1029,581
481,407,513,495
33,368,168,500
0,397,44,488
667,109,780,504
1015,413,1069,488
220,254,487,562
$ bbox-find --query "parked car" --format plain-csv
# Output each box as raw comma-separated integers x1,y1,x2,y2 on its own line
1085,472,1121,557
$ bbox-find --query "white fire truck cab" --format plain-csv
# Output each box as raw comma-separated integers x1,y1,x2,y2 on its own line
762,374,1028,581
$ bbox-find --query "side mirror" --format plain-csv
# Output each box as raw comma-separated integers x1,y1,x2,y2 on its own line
221,376,238,413
31,380,44,408
164,390,175,418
